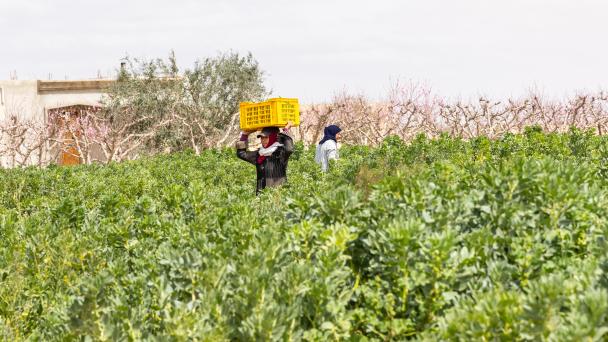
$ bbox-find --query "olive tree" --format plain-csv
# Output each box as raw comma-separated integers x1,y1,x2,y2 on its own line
177,52,267,152
93,51,267,160
88,53,181,161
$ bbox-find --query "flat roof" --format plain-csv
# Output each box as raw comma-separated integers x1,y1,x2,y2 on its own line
37,80,115,94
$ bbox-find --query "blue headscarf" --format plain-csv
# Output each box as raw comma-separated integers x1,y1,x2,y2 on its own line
318,125,342,145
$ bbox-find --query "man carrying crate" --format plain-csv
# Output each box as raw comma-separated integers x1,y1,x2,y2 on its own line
235,122,294,195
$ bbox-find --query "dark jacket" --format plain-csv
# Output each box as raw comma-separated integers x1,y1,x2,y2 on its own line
236,133,294,194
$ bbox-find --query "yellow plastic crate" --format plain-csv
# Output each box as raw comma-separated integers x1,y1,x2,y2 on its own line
239,98,300,130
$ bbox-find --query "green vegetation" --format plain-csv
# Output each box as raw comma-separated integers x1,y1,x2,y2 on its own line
2,127,608,340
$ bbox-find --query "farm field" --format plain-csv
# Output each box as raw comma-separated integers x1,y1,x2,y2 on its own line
2,128,608,340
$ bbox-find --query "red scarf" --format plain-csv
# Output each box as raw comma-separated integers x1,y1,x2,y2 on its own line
257,132,278,164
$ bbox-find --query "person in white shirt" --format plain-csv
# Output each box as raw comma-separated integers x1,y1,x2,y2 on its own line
315,125,342,172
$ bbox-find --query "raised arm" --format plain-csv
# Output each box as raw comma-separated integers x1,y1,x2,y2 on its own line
235,132,258,165
279,124,295,158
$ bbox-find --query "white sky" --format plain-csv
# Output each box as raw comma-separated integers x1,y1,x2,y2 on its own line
1,0,607,102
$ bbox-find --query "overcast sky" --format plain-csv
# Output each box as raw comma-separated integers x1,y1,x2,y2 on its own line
1,0,607,102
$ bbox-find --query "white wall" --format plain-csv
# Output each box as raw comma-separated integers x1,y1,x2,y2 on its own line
0,80,40,122
0,80,108,167
0,80,106,123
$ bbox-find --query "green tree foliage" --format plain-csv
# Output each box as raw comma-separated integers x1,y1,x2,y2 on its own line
101,51,267,157
179,52,268,150
2,129,608,340
98,53,182,160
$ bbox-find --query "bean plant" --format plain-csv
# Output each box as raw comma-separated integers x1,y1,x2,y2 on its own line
1,128,608,341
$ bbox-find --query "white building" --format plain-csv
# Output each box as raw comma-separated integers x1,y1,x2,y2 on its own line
0,79,115,166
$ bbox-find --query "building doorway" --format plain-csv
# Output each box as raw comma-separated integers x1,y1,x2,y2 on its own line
47,104,101,165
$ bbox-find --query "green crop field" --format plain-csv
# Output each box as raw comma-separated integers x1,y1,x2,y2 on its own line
2,127,608,340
